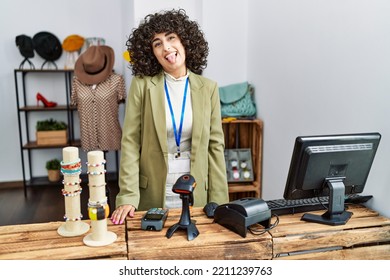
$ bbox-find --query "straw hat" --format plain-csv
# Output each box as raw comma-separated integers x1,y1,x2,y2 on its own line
62,34,84,52
74,45,114,85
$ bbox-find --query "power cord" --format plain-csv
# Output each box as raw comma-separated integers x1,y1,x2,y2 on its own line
248,213,280,236
314,190,328,210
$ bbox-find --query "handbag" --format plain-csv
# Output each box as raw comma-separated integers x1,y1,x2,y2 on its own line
219,82,256,118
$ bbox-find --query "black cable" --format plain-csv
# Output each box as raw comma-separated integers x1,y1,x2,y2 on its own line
248,214,280,235
314,190,328,210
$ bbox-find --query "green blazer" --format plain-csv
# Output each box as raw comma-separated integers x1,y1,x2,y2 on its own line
116,71,229,211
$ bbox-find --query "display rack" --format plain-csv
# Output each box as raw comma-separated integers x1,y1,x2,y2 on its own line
15,69,119,197
14,69,77,196
222,118,263,199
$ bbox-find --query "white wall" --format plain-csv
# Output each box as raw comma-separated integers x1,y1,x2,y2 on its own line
247,0,390,217
0,0,128,179
1,0,389,218
202,0,248,85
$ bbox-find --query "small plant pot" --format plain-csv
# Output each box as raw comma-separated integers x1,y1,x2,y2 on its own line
48,169,61,182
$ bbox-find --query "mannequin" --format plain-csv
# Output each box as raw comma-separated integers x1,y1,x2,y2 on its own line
71,45,126,152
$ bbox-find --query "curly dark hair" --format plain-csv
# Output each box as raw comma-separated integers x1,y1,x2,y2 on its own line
126,9,209,77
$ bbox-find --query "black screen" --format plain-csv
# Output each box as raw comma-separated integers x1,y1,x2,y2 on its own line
283,132,381,225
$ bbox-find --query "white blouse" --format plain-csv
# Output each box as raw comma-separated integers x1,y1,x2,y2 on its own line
164,72,193,208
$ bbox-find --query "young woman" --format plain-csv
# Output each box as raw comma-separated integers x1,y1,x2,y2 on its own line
111,9,228,225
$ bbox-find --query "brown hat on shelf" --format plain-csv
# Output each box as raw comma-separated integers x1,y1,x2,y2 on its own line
62,34,84,52
74,45,114,85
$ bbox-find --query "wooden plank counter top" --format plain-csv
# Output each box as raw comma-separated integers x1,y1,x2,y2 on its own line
1,204,389,260
0,220,127,260
126,207,273,260
270,204,390,260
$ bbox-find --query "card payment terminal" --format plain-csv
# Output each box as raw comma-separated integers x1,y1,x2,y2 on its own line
141,208,169,231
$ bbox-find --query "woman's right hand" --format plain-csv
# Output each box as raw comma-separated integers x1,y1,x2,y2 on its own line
110,204,136,225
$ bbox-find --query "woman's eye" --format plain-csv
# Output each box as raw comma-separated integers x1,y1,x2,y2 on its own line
168,35,176,41
153,42,161,48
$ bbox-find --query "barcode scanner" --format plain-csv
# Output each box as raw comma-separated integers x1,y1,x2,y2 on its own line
172,174,196,205
166,174,199,241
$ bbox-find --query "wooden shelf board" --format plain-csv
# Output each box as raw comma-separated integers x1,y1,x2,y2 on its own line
19,105,76,111
15,69,73,73
23,140,81,149
228,183,259,193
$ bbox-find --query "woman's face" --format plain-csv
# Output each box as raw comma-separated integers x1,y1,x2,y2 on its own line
152,32,186,78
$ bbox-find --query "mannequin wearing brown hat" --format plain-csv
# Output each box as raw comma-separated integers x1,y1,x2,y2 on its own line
71,45,126,152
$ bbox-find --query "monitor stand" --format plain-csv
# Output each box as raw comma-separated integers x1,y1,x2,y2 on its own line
301,178,353,225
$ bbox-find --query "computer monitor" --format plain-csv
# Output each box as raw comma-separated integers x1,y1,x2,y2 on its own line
284,132,381,225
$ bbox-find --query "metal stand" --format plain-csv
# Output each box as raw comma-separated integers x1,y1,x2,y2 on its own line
301,179,352,225
19,58,35,70
166,194,199,241
41,60,58,70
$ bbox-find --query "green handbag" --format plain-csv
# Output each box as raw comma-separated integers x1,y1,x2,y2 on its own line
219,82,257,118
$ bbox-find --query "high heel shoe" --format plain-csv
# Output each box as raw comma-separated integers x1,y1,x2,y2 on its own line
36,92,57,107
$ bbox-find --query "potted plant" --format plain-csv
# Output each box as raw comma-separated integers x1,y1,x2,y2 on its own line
46,158,61,182
36,118,68,146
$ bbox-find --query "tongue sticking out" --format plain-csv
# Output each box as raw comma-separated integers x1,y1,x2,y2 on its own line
166,53,176,63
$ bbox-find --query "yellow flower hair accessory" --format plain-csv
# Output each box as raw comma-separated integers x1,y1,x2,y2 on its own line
123,50,132,63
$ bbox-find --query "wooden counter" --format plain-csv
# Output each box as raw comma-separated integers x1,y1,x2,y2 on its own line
0,220,127,260
1,205,389,260
126,207,272,260
270,204,390,259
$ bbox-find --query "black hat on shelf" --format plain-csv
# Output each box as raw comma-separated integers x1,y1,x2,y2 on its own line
15,35,34,58
33,31,62,69
15,34,35,69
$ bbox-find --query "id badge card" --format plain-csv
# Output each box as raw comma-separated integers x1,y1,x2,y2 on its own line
168,157,190,174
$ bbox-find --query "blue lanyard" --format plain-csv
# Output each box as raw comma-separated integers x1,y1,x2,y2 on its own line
164,77,189,157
